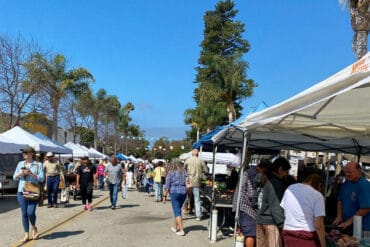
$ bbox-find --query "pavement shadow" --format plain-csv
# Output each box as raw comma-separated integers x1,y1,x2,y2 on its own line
41,230,84,240
118,204,140,209
0,195,18,213
184,225,208,233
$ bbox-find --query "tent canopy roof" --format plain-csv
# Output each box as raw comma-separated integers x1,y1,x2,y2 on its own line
212,53,370,155
1,126,72,154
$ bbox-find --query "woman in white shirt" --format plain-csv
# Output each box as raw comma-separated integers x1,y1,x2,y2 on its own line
280,173,326,247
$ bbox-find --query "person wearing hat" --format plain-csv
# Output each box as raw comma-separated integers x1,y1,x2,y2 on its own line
184,148,208,221
13,146,45,242
43,152,64,208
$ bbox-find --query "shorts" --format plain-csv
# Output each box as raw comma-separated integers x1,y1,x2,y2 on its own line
239,211,256,237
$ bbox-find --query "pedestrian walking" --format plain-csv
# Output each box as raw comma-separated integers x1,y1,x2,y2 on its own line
43,152,65,208
105,156,123,209
97,160,106,190
184,148,208,220
13,146,45,242
163,158,187,236
76,156,97,211
154,161,166,202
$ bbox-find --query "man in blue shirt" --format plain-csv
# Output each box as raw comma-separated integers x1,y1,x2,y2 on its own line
333,161,370,231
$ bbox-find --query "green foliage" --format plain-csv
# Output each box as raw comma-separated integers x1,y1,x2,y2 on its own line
26,52,94,141
74,126,94,146
186,0,256,137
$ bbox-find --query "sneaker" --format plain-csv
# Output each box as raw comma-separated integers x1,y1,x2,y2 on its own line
111,206,115,210
82,204,87,210
176,230,185,236
87,203,93,211
53,204,58,208
47,204,52,208
196,217,201,221
170,227,178,233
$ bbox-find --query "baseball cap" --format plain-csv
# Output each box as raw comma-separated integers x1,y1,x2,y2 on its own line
21,146,35,153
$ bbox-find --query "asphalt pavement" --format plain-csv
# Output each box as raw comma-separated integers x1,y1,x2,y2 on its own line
0,188,233,247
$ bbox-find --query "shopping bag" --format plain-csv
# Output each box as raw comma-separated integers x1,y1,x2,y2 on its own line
60,188,70,203
58,179,65,189
23,182,40,201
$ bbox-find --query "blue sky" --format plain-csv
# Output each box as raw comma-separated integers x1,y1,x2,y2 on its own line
0,1,354,141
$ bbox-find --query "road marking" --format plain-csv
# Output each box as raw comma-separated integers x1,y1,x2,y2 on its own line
10,195,109,247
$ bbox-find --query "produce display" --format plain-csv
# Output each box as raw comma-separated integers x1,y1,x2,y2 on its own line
201,179,234,205
326,229,359,247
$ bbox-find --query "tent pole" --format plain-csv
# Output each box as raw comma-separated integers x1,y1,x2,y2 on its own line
209,145,218,241
233,131,251,247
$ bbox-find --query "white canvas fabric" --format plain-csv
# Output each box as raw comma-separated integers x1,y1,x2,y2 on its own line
212,53,370,155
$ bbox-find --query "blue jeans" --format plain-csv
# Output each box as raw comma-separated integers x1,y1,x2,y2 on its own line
170,193,187,217
98,175,104,190
17,192,38,232
192,187,201,218
47,176,60,205
154,182,163,201
108,183,119,207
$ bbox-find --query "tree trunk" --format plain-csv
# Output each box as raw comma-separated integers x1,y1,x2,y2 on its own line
51,99,59,141
353,30,368,60
93,118,98,149
350,0,370,60
226,100,236,124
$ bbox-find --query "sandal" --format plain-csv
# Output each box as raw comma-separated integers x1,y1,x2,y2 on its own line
21,234,29,243
32,227,39,240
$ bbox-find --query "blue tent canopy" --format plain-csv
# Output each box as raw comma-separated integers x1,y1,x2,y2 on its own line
116,153,128,160
192,126,227,150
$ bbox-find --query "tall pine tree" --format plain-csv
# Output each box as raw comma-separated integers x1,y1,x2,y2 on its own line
186,0,255,140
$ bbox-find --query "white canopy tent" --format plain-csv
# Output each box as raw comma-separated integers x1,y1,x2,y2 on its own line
212,53,370,156
0,135,27,154
180,151,241,167
0,126,72,154
206,53,370,245
33,131,72,154
63,142,94,158
89,147,107,159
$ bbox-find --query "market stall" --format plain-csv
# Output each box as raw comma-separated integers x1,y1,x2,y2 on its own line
203,53,370,245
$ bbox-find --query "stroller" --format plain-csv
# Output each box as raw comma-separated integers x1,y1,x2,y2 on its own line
66,174,81,200
136,169,146,192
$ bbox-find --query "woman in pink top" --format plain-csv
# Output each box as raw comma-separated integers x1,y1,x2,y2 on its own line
97,160,106,190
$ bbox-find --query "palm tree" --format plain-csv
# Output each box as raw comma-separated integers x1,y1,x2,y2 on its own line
27,53,94,141
77,88,108,149
339,0,370,60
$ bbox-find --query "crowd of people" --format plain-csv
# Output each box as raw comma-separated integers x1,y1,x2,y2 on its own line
12,146,209,242
14,143,370,246
233,156,370,247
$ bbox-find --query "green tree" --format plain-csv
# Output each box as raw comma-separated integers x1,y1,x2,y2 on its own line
188,0,255,135
77,88,109,149
26,53,94,141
